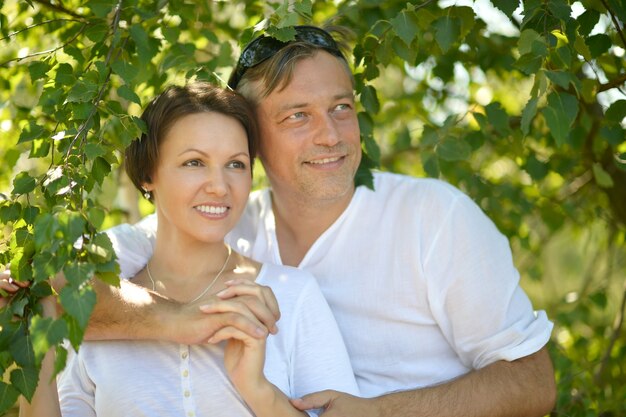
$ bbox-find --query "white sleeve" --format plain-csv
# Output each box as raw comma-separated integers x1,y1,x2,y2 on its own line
105,214,157,279
57,349,97,417
424,194,553,369
289,277,360,401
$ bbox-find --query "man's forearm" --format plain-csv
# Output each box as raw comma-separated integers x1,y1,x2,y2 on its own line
85,278,176,341
375,347,556,417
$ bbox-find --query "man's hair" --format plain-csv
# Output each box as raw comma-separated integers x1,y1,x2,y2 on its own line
236,26,355,104
125,81,258,198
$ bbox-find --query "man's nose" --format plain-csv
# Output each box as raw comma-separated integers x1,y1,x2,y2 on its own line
312,114,341,147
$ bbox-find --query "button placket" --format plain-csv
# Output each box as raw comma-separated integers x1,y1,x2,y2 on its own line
179,344,197,416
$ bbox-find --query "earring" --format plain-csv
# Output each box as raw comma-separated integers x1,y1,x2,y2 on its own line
142,188,151,200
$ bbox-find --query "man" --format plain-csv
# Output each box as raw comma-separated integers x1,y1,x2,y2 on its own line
5,25,556,416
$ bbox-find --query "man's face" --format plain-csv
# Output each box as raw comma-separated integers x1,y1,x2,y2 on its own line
255,51,361,206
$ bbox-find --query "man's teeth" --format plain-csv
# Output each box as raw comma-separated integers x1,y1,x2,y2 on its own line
196,205,227,214
308,156,341,164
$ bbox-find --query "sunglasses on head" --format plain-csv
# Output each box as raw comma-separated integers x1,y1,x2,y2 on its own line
227,25,346,89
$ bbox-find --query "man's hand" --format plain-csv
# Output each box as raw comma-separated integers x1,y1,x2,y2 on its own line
0,268,29,309
87,277,280,344
291,390,378,417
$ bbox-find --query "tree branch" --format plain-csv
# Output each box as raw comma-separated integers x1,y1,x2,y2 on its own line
600,0,626,49
598,73,626,93
0,23,87,66
0,18,85,42
32,0,84,19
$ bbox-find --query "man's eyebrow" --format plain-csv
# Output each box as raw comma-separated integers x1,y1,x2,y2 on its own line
276,92,355,113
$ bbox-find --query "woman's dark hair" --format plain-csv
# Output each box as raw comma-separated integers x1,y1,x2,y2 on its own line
124,81,258,199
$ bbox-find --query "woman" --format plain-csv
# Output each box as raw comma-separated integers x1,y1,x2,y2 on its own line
20,82,357,417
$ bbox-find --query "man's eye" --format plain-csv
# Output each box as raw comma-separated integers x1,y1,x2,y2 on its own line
288,112,306,120
334,103,351,111
183,160,202,167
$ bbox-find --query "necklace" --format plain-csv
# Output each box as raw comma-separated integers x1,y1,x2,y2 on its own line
146,245,232,304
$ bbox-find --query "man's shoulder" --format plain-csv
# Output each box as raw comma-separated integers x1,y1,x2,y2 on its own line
369,171,464,201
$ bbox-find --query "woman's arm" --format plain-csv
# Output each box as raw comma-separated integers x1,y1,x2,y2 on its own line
211,279,308,417
19,297,62,417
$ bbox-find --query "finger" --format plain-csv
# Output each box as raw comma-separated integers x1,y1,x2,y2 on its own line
198,302,268,339
0,279,20,292
205,294,279,335
208,325,262,344
290,390,338,411
218,281,281,322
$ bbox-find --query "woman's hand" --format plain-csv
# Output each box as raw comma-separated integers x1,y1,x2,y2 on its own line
209,280,272,394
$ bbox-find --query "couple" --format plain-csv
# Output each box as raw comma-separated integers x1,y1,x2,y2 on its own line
17,24,556,416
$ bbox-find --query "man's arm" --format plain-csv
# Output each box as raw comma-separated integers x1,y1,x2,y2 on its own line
85,277,279,343
293,346,556,417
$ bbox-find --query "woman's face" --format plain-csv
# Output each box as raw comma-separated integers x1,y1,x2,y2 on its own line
144,111,252,246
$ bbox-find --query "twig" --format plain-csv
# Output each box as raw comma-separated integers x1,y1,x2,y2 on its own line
0,18,84,42
32,0,84,19
0,23,87,66
594,263,626,383
600,0,626,49
64,0,123,160
598,73,626,93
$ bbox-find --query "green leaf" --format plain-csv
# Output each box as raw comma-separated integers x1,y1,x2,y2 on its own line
577,9,600,36
485,102,510,136
67,80,99,103
111,60,139,84
515,52,543,75
592,163,614,188
64,262,96,287
541,92,579,147
518,29,543,55
0,202,22,223
34,213,57,250
391,10,419,46
18,121,45,144
10,366,38,401
12,172,37,195
54,63,75,85
547,0,571,21
117,84,141,105
28,61,50,81
521,97,539,136
436,136,472,161
586,34,611,58
9,333,35,368
491,0,519,16
33,251,62,283
84,21,109,43
60,285,96,329
85,143,107,160
92,156,112,186
433,16,460,53
0,381,20,415
30,316,68,363
87,206,106,229
545,70,572,89
605,100,626,123
360,85,380,114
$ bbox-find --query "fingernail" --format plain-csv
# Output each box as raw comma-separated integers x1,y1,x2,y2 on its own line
207,337,216,343
255,327,266,337
216,289,227,297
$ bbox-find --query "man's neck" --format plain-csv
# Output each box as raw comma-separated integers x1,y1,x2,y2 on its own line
270,188,355,267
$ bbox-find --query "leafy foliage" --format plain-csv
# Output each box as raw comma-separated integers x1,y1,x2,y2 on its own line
1,0,625,415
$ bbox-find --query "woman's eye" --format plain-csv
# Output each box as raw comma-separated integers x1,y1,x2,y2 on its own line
183,160,202,167
227,160,246,169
